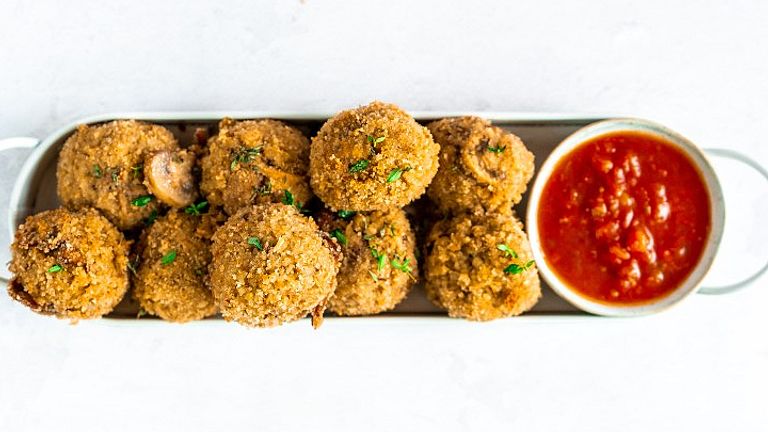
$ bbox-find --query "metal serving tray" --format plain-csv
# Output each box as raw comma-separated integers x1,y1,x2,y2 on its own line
1,112,761,322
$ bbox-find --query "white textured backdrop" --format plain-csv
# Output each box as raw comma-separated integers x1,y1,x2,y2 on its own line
1,1,766,431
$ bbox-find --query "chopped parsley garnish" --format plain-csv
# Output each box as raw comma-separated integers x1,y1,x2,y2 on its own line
131,195,153,207
390,256,413,273
247,236,264,251
386,167,411,183
337,210,356,220
281,189,309,214
230,147,262,171
47,264,62,273
348,159,370,173
161,250,177,265
110,168,120,183
376,253,387,271
282,189,295,206
496,243,518,258
144,209,158,226
92,164,103,178
370,248,388,271
367,135,386,145
127,258,138,275
131,164,144,178
330,229,347,246
185,201,208,216
504,260,535,275
487,145,506,153
367,135,386,154
368,270,379,282
136,308,147,319
256,180,272,196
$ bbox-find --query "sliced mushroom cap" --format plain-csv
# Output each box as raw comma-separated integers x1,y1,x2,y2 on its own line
143,149,198,208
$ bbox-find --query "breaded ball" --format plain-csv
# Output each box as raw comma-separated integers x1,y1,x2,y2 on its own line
426,117,535,215
8,208,130,320
57,120,179,230
424,212,540,320
317,208,417,316
200,118,312,216
309,101,440,211
210,203,341,327
132,207,225,323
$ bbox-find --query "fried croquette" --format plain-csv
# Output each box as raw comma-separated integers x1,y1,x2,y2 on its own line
132,207,225,322
210,203,341,327
200,118,312,216
8,208,130,320
317,208,417,316
424,212,541,320
426,117,534,215
57,120,180,230
309,101,440,211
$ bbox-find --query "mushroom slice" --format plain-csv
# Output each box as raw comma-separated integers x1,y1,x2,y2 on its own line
143,149,198,208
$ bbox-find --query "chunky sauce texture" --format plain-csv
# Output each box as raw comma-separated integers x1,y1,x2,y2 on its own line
539,131,711,304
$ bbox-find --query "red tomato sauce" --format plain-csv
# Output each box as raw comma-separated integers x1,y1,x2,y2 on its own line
538,131,711,304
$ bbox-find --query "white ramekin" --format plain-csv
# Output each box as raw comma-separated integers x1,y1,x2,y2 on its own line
525,118,725,316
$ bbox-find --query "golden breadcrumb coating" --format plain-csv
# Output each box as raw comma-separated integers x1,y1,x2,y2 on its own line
309,101,440,211
426,117,534,215
201,118,312,216
317,208,417,316
210,203,341,328
56,120,178,230
424,212,540,320
132,208,226,323
8,208,130,320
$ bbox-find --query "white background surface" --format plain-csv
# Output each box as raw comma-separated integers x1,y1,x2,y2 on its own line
1,1,767,431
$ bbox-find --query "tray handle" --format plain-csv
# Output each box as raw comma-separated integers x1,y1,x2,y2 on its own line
699,148,768,295
0,137,40,283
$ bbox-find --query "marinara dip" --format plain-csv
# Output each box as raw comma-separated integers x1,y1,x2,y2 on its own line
538,131,711,304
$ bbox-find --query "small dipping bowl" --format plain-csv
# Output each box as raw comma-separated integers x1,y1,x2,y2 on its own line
526,118,725,316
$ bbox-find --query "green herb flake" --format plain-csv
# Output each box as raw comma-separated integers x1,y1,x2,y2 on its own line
504,260,535,275
386,166,411,183
330,229,347,246
136,308,148,319
131,164,144,179
131,195,154,207
230,147,263,171
282,189,295,206
185,201,209,216
127,258,139,275
377,253,387,271
367,135,386,145
337,210,356,220
161,250,177,265
47,264,62,273
496,243,518,258
368,270,379,282
390,256,412,274
92,164,103,178
247,236,264,251
488,145,506,153
144,210,158,226
257,180,272,196
348,159,370,173
110,168,120,183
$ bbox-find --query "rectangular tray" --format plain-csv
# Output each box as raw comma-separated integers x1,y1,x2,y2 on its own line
6,112,615,321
